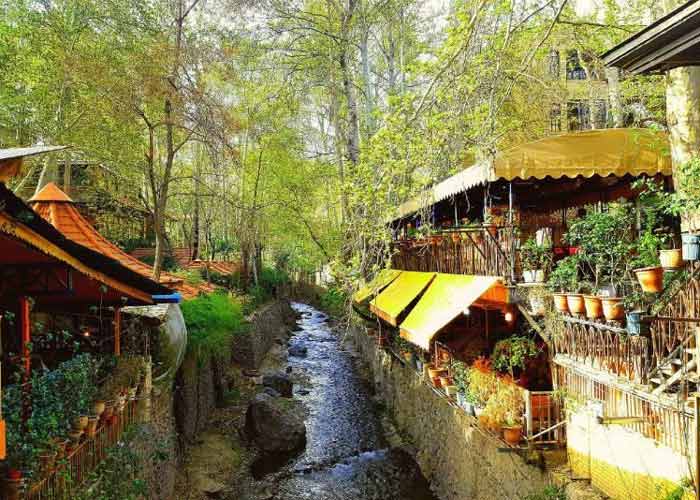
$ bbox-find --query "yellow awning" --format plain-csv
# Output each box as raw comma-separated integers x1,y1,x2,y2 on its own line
369,271,435,326
399,274,506,351
494,128,671,181
353,269,402,304
393,128,671,221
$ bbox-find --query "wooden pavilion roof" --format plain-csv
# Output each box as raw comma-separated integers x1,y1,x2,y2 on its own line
0,183,171,307
30,183,215,300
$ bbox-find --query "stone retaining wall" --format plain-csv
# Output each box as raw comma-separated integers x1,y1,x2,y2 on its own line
231,300,297,369
351,325,551,500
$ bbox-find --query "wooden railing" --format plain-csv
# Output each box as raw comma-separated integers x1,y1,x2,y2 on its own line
19,399,138,500
650,265,700,369
554,363,693,456
553,316,650,384
391,227,516,279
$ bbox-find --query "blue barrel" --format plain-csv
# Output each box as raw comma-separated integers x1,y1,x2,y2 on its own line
626,311,649,336
682,233,700,261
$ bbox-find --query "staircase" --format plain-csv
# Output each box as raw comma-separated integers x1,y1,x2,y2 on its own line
648,331,699,396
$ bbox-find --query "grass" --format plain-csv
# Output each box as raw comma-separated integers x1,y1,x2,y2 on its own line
180,292,247,360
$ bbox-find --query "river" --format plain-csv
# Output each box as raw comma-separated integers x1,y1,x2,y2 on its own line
252,302,438,500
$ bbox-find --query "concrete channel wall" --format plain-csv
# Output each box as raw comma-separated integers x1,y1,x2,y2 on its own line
351,325,551,500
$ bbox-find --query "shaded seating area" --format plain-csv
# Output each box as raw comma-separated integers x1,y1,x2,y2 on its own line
0,150,178,498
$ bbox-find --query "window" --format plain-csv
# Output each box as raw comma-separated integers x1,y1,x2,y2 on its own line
566,50,587,80
550,104,561,133
592,99,608,129
567,100,591,131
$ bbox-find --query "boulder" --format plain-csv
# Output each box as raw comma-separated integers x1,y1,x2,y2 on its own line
263,387,281,398
263,372,293,398
288,345,308,358
245,393,306,453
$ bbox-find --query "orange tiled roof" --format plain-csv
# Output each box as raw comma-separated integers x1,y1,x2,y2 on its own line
186,260,242,275
29,183,215,300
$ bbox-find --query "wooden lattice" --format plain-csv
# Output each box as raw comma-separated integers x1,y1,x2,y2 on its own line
553,317,649,383
392,228,513,278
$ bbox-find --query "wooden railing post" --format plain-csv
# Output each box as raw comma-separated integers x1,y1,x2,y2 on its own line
524,389,533,439
695,393,700,500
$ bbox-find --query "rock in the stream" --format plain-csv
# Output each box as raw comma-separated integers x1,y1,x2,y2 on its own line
245,393,306,453
263,372,293,398
263,387,281,397
288,345,307,358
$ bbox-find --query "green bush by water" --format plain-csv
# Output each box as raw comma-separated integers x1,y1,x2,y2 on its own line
180,292,247,360
319,287,347,317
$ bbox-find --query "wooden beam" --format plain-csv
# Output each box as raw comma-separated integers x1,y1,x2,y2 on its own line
19,296,30,379
114,307,121,357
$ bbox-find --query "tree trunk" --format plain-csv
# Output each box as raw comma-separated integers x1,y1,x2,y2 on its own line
606,67,624,128
666,66,700,231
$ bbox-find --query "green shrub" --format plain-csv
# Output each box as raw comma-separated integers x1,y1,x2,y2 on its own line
180,292,247,360
319,287,347,317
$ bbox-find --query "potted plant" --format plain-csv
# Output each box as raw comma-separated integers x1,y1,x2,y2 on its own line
520,237,551,283
632,229,668,293
547,255,580,314
492,336,538,379
527,285,549,316
601,296,625,321
467,358,498,412
452,361,473,415
623,292,651,336
583,285,603,320
502,413,523,446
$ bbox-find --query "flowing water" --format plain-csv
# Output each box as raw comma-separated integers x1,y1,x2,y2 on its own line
253,302,438,500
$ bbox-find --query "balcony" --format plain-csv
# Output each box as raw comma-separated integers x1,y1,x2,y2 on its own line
391,227,517,279
553,316,650,384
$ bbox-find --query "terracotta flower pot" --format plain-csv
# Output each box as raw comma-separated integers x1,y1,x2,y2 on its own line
92,400,106,417
584,295,603,320
601,297,625,321
635,266,664,293
439,375,453,388
552,293,569,313
566,293,586,314
660,249,683,269
86,417,99,438
503,425,523,445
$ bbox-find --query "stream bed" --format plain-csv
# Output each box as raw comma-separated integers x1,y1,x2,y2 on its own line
252,302,438,500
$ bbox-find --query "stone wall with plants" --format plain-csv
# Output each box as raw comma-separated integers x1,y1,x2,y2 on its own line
352,327,551,500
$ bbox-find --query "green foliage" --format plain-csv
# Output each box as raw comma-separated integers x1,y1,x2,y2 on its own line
565,202,637,292
520,237,552,272
180,292,247,360
319,287,347,317
73,426,155,500
3,354,101,474
523,485,567,500
547,255,580,293
451,360,470,395
492,336,538,375
137,252,178,272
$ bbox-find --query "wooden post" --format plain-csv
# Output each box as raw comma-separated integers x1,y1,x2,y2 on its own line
524,389,533,440
696,327,700,379
114,307,121,357
19,296,30,379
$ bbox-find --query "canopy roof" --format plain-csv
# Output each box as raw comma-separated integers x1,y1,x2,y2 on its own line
0,146,68,182
602,0,700,74
353,269,402,304
369,271,435,326
399,275,507,351
394,128,672,220
29,183,208,300
0,183,170,306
